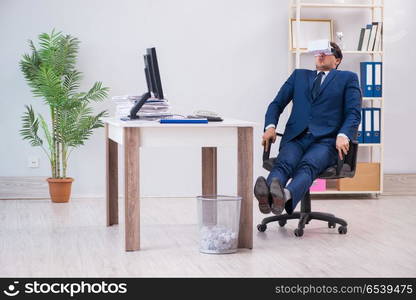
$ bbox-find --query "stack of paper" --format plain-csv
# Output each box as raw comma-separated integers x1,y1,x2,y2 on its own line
112,95,134,118
139,99,170,113
112,95,172,119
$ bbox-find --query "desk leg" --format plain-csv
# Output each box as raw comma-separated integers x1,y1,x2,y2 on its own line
202,147,217,224
237,127,253,249
106,124,118,226
124,127,140,251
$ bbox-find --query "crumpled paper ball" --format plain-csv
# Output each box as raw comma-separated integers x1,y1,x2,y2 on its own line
200,225,238,253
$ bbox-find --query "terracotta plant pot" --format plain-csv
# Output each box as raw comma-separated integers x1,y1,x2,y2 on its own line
47,177,74,203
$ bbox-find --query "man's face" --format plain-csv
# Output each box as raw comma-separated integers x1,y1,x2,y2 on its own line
314,53,341,71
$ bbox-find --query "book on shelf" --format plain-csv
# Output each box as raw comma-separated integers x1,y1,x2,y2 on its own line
374,22,383,51
357,28,365,51
367,22,378,51
357,22,382,51
361,24,372,51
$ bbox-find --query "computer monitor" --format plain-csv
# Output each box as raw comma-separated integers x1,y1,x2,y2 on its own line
146,47,164,100
127,47,164,119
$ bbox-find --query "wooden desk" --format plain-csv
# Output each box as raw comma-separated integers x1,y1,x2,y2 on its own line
104,117,255,251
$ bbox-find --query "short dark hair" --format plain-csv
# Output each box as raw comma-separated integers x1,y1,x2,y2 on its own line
330,42,343,69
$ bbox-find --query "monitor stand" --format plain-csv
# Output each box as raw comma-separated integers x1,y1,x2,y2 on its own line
124,91,151,120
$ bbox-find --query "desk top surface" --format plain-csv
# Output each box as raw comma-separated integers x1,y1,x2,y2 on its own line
104,117,257,128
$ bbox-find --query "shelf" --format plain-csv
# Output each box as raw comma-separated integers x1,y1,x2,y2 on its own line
363,97,383,101
358,143,381,147
290,49,383,55
343,50,383,54
311,189,381,194
291,3,383,8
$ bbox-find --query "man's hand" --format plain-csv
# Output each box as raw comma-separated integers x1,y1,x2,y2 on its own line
336,135,350,160
262,128,277,150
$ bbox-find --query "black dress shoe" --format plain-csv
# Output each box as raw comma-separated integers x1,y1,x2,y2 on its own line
254,176,271,214
269,178,286,215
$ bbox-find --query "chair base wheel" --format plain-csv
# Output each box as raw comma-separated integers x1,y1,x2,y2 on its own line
338,226,347,234
257,224,267,232
278,220,287,227
294,228,304,237
328,222,336,229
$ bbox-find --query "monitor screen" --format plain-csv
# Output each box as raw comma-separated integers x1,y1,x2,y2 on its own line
143,54,155,94
146,47,164,100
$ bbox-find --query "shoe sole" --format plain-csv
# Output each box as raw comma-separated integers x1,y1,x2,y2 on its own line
254,177,271,214
270,179,285,215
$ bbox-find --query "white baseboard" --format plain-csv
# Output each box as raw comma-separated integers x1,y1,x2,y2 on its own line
1,174,415,199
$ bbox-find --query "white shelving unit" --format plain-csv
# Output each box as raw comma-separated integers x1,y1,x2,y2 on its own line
288,0,384,196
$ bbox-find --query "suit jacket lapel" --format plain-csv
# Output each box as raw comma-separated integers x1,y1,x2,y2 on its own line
318,69,338,97
308,70,315,101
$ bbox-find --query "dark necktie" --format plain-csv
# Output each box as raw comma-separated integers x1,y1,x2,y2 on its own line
311,71,325,100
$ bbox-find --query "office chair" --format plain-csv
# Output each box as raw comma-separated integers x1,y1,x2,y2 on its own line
257,132,358,237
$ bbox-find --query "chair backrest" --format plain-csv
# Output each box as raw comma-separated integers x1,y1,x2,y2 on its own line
262,134,359,179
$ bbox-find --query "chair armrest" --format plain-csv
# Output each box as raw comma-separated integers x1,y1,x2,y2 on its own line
335,139,359,176
262,133,283,162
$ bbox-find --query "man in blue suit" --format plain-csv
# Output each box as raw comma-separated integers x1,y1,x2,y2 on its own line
254,42,362,215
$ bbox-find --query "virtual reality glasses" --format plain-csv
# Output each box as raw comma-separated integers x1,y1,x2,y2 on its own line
308,39,335,57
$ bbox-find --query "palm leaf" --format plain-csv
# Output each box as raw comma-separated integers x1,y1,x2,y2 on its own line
80,82,109,102
38,114,53,151
20,44,41,84
20,105,43,147
62,70,82,96
33,65,65,106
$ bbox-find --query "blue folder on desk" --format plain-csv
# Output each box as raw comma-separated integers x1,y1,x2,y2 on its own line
160,118,208,124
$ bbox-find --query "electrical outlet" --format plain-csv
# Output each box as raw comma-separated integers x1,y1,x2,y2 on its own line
28,156,39,168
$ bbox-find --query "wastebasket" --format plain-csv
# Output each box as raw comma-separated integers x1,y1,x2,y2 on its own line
197,195,241,254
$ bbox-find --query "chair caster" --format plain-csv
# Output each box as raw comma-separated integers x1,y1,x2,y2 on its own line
257,224,267,232
278,220,287,227
328,222,336,229
294,228,304,237
338,226,347,234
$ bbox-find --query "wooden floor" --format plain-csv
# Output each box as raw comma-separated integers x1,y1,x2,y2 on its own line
0,195,415,277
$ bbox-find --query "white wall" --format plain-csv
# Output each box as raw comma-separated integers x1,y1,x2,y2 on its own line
0,0,414,198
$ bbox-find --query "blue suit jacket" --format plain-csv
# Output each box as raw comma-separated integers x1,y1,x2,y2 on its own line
264,68,362,149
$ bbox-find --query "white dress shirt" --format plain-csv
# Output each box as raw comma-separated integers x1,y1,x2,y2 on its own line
265,70,349,142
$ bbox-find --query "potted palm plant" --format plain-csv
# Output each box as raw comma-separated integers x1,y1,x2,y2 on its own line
20,30,109,203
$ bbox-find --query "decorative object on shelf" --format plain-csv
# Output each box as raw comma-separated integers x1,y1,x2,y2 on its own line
290,18,333,50
335,31,345,50
19,30,109,203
